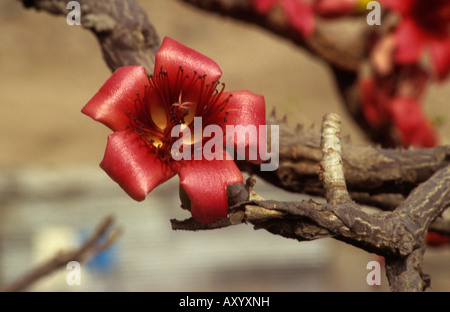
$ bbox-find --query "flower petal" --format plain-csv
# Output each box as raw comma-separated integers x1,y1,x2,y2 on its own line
222,91,266,129
252,0,278,13
82,65,149,131
428,36,450,81
394,18,426,64
155,37,222,89
221,91,267,163
176,154,243,224
389,97,438,147
313,0,359,18
426,232,450,246
100,131,176,201
381,0,414,15
281,0,315,37
360,78,382,127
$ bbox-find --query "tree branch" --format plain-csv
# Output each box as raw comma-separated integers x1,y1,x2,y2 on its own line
172,113,450,291
177,0,365,71
239,112,450,210
0,215,122,292
176,0,418,147
20,0,160,73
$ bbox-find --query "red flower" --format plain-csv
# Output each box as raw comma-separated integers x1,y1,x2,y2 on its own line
360,77,391,128
82,37,266,224
382,0,450,80
389,97,438,148
426,231,450,246
252,0,315,37
360,67,438,148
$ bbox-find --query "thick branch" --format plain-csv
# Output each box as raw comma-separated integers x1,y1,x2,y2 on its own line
20,0,160,73
173,166,450,253
172,117,450,254
172,111,450,291
176,0,412,147
178,0,365,71
173,162,450,292
239,114,450,210
385,248,430,292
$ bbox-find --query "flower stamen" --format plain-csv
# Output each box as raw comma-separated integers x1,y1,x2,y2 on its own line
171,91,194,111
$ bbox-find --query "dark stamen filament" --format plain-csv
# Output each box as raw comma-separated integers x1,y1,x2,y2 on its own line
125,66,231,161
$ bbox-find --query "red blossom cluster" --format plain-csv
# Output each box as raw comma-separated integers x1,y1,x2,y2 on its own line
251,0,450,245
252,0,450,148
363,0,450,148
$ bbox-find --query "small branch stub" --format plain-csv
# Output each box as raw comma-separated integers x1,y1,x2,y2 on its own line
320,113,351,205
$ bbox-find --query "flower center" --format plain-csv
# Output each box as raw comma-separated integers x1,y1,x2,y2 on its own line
125,66,231,161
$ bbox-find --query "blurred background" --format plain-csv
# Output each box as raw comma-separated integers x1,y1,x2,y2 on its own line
0,0,449,291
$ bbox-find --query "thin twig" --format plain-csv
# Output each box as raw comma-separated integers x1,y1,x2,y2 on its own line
0,215,122,292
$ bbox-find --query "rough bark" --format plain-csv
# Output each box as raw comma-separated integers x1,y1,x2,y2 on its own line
173,115,450,291
239,112,450,210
